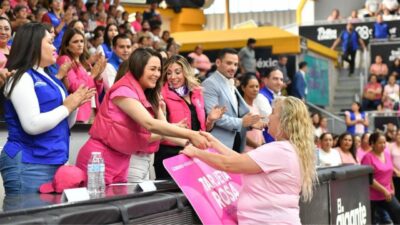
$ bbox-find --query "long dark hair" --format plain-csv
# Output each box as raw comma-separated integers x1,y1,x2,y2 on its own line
5,23,47,98
59,28,90,70
103,23,118,48
336,132,357,162
128,48,162,117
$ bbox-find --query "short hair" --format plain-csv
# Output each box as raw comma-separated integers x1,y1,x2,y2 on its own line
217,48,238,60
299,61,307,69
112,33,132,47
14,4,27,13
247,38,256,45
261,67,280,79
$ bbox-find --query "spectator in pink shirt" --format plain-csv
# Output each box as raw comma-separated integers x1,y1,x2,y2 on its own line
188,45,212,77
389,130,400,201
357,132,371,162
182,96,317,225
370,54,389,83
57,28,107,123
0,17,11,68
131,11,142,32
361,132,400,224
335,132,358,164
362,74,383,111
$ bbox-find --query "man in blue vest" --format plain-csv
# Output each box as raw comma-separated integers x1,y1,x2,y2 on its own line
259,67,284,143
101,34,132,90
331,22,366,76
373,14,389,39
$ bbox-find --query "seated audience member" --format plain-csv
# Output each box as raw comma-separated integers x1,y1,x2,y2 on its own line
311,112,321,129
76,48,209,185
389,130,400,201
97,23,118,59
101,34,132,90
362,75,382,111
386,123,398,143
345,102,368,135
188,45,212,77
0,23,94,194
315,116,329,138
365,0,381,17
181,96,317,225
390,58,400,76
318,133,342,166
382,74,399,110
327,8,341,21
348,10,361,22
370,55,389,83
57,28,107,123
335,132,358,164
382,0,399,13
238,74,266,152
357,132,371,162
361,132,400,224
354,135,361,150
154,55,225,179
0,17,11,68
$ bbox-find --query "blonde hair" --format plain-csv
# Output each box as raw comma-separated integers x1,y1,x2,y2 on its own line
161,55,200,90
274,96,318,202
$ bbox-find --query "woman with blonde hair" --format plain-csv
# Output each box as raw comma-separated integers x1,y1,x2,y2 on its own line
181,96,318,224
153,54,225,179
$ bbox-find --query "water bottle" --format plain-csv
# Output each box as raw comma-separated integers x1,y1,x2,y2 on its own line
87,152,101,195
98,154,105,194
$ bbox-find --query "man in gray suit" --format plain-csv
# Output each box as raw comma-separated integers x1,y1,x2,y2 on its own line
202,48,261,152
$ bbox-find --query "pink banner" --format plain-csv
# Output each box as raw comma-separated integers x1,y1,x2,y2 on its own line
163,150,242,225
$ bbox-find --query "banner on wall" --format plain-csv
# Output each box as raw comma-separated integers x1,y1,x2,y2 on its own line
163,150,242,225
299,20,400,48
304,54,329,106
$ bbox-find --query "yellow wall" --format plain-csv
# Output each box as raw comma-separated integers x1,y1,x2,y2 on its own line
122,4,205,32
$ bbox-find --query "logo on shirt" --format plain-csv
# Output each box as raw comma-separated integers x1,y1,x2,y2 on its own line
336,198,367,225
34,81,47,87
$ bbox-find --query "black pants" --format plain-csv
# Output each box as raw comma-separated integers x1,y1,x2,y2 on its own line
343,50,356,74
371,198,400,224
394,177,400,202
154,145,182,180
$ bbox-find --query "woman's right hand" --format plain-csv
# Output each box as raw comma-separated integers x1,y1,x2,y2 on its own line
189,131,209,149
63,85,96,113
384,188,393,202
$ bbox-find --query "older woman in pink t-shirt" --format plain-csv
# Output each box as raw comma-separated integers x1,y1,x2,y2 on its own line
182,96,317,225
389,130,400,201
362,132,400,224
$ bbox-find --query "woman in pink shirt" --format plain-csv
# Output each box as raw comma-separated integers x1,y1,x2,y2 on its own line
361,132,400,224
389,130,400,201
370,55,389,83
335,132,358,164
182,96,317,225
0,17,11,68
357,132,371,162
362,74,382,111
57,28,107,123
382,74,400,110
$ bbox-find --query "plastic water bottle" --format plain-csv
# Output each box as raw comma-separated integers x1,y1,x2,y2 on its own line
98,155,105,194
87,152,101,195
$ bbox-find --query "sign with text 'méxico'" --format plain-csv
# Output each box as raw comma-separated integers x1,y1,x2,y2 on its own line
163,150,242,225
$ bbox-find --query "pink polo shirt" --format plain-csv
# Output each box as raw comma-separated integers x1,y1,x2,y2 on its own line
238,141,301,225
361,150,394,200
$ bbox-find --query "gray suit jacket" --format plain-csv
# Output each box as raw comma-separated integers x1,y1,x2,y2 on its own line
202,71,250,152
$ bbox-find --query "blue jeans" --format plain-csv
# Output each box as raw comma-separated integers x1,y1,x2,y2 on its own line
0,151,61,195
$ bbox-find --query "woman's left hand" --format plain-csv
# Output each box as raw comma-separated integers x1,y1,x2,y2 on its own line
180,145,199,158
91,56,107,80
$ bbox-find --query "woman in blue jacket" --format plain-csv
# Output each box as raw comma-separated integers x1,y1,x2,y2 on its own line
0,23,94,194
